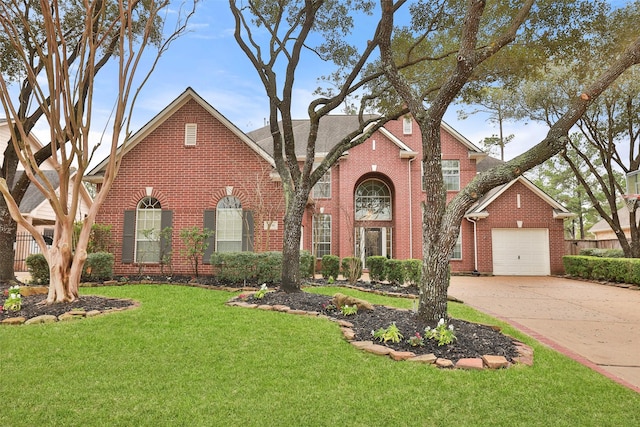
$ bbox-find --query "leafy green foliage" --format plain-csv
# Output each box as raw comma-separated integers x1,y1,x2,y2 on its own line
366,256,387,282
82,252,114,282
425,318,457,346
385,259,406,285
3,286,22,311
25,254,49,285
340,304,358,316
564,255,640,285
372,322,403,344
179,227,213,278
321,255,340,280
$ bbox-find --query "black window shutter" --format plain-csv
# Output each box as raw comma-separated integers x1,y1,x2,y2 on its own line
160,210,173,263
242,210,254,252
203,209,216,264
122,210,136,263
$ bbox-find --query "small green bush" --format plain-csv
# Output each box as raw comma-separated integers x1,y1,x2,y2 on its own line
255,252,283,283
321,255,340,280
404,259,422,286
366,256,387,282
82,252,114,282
579,248,624,258
341,257,362,284
299,250,314,279
385,259,406,285
26,253,49,285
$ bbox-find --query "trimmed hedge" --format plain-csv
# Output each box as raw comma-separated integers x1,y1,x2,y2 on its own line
564,255,640,285
82,252,114,281
366,256,387,282
404,259,422,286
321,255,340,280
579,248,624,258
385,259,406,285
211,251,313,284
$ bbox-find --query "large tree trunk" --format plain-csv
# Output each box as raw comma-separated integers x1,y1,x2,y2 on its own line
45,218,89,303
280,191,308,293
0,204,17,282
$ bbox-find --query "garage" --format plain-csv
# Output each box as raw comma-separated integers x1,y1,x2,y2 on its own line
492,229,550,275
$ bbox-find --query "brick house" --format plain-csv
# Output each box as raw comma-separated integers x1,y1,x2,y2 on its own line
88,88,571,277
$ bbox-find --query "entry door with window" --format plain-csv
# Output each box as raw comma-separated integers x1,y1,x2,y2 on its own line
357,227,391,267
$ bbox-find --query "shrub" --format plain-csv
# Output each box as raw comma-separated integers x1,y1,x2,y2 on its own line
299,250,314,279
366,256,387,282
211,252,256,283
255,252,283,283
385,259,406,285
404,259,422,286
321,255,340,280
179,227,213,278
580,248,624,258
82,252,114,282
341,257,362,284
564,255,640,284
26,253,49,285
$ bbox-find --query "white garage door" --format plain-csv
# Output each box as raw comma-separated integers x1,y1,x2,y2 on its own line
492,229,550,275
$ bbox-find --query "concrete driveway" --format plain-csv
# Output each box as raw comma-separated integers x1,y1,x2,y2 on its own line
449,275,640,393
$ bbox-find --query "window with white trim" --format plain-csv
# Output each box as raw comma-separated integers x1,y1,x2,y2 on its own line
451,230,462,260
312,214,331,259
355,179,391,220
135,197,162,262
403,117,412,135
442,160,460,191
185,123,197,146
312,163,331,199
216,196,243,252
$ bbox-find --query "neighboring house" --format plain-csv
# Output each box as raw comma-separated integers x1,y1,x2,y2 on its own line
588,207,634,249
87,88,572,277
1,119,93,270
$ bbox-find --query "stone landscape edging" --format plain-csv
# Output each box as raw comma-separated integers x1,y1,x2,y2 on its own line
226,293,534,370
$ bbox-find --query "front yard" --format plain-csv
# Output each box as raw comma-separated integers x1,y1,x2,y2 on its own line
0,284,638,426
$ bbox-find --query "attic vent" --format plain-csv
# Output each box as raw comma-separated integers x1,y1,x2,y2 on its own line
185,123,197,146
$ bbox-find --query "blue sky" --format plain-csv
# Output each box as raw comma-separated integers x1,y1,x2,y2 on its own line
22,0,631,167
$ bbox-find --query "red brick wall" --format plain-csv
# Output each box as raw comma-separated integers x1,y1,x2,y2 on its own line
474,181,566,274
96,99,285,276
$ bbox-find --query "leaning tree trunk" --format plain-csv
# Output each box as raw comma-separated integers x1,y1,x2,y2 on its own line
0,205,17,282
280,190,308,293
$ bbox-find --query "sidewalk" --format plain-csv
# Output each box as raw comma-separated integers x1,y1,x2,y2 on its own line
449,275,640,393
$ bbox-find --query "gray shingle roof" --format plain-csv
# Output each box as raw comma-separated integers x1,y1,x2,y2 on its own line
247,115,382,157
12,171,60,213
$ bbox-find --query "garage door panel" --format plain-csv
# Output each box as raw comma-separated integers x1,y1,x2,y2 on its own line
492,229,550,275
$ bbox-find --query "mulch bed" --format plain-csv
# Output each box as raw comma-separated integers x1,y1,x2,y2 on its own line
243,289,519,363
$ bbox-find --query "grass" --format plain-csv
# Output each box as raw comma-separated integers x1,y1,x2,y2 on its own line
0,284,638,426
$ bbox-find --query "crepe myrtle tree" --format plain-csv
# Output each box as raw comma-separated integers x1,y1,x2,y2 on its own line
378,0,640,322
0,0,199,303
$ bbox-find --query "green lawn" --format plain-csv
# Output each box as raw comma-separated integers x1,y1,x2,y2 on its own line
1,284,638,426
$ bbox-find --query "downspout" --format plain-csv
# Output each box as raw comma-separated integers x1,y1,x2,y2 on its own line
466,216,479,274
408,156,415,259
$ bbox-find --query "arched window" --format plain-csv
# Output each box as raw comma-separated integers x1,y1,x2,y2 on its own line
355,179,391,220
217,196,243,252
136,197,162,262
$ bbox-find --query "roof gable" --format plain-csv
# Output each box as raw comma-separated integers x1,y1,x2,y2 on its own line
88,87,274,177
466,175,573,219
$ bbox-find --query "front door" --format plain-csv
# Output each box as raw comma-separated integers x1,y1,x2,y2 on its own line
357,227,390,267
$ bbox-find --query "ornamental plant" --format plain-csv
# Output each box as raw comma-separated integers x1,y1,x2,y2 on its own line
425,318,457,346
254,284,268,299
407,332,425,347
3,286,22,312
340,304,358,316
372,323,403,344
